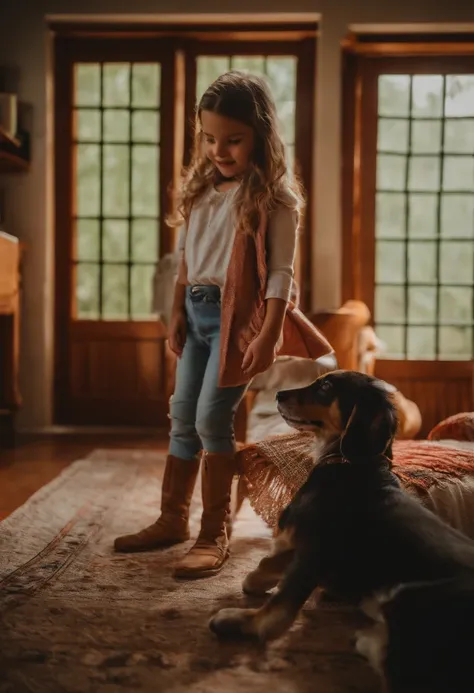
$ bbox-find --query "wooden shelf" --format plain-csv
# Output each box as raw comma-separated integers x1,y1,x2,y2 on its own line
0,128,30,173
0,150,29,173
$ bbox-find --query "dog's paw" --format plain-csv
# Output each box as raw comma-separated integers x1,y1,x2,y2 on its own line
354,625,388,675
242,572,273,596
354,629,368,655
209,608,258,640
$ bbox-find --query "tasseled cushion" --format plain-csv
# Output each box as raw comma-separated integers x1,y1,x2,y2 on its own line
428,412,474,443
237,432,320,529
236,434,474,530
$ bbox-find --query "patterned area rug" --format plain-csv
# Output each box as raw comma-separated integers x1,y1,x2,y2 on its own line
0,450,378,693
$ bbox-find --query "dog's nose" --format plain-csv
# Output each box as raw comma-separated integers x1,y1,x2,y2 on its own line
276,390,291,403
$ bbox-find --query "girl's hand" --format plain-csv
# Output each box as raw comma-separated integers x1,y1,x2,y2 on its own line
169,309,187,357
242,333,277,379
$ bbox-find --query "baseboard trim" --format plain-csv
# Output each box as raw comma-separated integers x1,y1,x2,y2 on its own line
16,425,169,436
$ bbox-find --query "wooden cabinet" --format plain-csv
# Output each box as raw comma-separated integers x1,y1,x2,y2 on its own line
0,231,22,441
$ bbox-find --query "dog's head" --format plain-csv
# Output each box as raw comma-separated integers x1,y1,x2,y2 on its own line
276,370,398,462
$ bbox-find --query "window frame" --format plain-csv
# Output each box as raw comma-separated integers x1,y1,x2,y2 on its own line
342,47,474,361
54,35,180,320
54,27,318,332
54,36,179,419
53,25,318,423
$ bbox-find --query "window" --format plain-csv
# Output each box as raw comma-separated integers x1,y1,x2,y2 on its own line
60,33,316,325
342,46,474,364
374,74,474,360
74,62,161,320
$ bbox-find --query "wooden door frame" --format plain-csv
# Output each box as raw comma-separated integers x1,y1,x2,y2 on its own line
53,36,179,424
342,50,474,311
341,43,474,435
53,26,319,425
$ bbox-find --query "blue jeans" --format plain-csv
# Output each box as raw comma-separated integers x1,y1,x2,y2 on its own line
169,285,248,461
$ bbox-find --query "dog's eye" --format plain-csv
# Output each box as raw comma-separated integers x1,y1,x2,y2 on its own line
315,379,333,402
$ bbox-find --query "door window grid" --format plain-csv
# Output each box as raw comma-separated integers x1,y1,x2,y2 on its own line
73,56,300,320
374,74,474,360
73,62,161,321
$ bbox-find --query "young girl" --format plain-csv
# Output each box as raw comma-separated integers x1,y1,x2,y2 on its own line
114,70,332,579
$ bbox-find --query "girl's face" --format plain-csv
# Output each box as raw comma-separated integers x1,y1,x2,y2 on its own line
200,110,255,179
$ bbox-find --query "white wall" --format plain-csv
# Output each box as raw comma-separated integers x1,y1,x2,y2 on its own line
1,0,473,430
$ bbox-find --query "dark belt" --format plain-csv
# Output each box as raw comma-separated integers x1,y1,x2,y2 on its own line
189,285,221,303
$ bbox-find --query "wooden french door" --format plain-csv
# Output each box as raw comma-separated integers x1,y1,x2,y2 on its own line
53,29,316,427
343,46,474,436
54,37,182,426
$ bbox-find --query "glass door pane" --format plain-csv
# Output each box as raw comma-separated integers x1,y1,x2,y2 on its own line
73,62,161,320
374,74,474,360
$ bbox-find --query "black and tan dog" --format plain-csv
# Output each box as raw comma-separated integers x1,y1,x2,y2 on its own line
210,371,474,693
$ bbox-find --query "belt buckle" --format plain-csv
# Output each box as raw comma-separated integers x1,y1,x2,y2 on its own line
191,286,200,294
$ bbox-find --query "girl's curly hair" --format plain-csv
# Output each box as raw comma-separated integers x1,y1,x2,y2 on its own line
170,70,305,234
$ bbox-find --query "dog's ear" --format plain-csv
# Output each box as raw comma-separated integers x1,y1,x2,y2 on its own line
340,400,397,463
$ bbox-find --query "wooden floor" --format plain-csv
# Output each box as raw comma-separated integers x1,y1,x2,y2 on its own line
0,432,168,520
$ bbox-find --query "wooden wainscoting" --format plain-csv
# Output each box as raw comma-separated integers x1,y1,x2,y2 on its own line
375,361,474,439
64,321,169,427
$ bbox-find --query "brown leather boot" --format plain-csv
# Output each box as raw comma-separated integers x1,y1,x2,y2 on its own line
173,451,236,579
114,454,200,553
